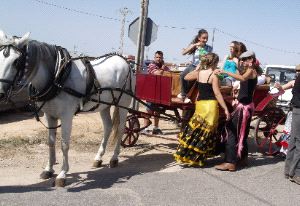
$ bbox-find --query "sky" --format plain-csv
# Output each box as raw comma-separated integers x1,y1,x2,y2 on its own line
1,0,300,67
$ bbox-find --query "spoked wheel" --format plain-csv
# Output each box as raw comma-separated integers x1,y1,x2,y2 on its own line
122,115,140,147
253,108,286,155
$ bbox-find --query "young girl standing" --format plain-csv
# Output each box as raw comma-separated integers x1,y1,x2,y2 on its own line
174,53,230,166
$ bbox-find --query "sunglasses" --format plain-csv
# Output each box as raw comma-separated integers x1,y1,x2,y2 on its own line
239,57,253,61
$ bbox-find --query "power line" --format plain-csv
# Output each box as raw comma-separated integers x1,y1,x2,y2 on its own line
31,0,300,55
32,0,121,22
215,28,300,55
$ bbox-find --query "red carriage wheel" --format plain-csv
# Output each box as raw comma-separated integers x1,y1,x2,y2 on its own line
122,115,140,147
253,108,286,155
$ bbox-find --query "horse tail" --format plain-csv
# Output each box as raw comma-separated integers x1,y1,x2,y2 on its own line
110,106,120,145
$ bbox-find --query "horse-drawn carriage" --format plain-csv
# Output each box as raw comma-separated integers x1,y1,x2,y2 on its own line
0,31,288,187
123,70,288,157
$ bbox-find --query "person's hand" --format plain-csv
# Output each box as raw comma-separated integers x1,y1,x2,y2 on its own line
214,69,224,75
157,69,164,75
196,41,206,47
194,42,202,47
242,59,254,68
274,82,283,90
225,109,230,121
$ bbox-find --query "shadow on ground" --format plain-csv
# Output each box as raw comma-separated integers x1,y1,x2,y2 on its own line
0,110,35,124
0,139,285,193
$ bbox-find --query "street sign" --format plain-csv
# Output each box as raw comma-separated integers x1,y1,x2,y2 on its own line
128,17,158,46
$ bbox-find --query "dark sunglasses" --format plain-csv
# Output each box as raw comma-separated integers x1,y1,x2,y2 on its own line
239,57,252,61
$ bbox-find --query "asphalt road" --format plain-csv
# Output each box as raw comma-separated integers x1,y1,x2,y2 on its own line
1,143,299,206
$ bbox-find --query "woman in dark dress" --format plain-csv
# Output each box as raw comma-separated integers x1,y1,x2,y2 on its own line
214,51,259,171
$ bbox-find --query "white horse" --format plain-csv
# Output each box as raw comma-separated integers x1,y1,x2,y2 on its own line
0,31,134,187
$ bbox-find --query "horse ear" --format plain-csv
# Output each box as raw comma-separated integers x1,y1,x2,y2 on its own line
0,30,7,45
15,32,30,47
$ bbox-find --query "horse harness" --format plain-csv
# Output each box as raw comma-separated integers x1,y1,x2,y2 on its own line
0,42,135,128
0,44,26,100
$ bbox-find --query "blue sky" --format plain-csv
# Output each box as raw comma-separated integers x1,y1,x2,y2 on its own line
1,0,300,66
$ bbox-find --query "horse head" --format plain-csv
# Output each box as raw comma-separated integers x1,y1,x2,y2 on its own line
0,30,30,100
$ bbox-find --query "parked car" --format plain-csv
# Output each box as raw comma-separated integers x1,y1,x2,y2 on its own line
265,64,296,107
0,83,29,112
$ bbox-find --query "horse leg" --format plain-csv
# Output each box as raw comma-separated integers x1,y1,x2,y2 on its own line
93,107,112,168
40,114,58,179
110,107,128,168
55,115,73,187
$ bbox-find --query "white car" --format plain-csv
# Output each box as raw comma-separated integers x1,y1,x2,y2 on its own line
265,65,296,108
0,83,29,112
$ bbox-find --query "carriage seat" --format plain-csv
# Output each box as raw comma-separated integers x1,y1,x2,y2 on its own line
253,84,271,109
162,71,181,97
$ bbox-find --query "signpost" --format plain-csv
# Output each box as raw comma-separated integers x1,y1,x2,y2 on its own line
128,17,158,47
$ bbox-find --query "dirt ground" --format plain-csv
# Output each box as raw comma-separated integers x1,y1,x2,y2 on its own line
0,109,180,186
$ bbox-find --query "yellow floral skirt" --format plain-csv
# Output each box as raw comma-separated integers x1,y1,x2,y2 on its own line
174,100,219,166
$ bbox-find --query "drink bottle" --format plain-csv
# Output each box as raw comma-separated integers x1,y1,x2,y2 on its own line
216,73,225,81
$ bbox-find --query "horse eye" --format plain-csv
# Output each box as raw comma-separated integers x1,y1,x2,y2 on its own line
12,59,20,69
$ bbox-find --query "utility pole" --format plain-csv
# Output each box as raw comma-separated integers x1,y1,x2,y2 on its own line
73,45,78,56
132,0,149,110
136,0,149,72
119,7,131,54
211,27,216,50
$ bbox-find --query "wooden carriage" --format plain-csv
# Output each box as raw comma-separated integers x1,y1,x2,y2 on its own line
124,71,286,156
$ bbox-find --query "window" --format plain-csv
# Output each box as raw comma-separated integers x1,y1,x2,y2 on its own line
266,67,296,84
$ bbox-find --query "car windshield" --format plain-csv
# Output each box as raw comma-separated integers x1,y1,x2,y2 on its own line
266,67,296,84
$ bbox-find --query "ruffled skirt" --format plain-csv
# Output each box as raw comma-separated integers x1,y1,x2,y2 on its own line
174,100,219,166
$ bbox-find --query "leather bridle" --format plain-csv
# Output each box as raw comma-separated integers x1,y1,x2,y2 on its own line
0,44,26,100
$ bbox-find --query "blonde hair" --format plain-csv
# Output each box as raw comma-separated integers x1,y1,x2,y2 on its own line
199,53,219,70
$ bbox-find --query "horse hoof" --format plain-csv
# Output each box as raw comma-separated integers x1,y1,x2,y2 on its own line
109,159,118,168
93,160,103,168
55,178,66,187
40,171,54,179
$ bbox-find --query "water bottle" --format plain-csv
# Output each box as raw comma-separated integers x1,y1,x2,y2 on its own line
198,47,208,56
216,74,225,81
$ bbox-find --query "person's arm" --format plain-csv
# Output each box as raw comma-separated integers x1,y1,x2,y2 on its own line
182,44,195,55
152,70,163,75
184,64,200,80
217,67,254,82
148,63,163,75
184,69,199,81
152,64,170,75
212,75,230,120
274,80,295,91
182,42,202,55
161,64,170,71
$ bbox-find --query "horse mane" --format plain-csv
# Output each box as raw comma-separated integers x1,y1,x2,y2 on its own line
26,40,57,71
